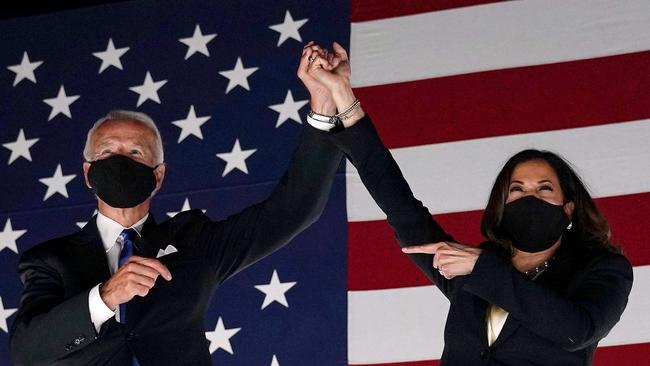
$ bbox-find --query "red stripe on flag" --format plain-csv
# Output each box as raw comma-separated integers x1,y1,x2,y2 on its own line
348,193,650,291
353,51,650,149
351,0,505,22
348,210,484,290
594,342,650,365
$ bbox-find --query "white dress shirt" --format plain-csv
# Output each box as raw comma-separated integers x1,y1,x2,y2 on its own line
88,212,148,333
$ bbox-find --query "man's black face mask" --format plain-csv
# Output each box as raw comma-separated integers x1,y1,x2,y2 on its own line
88,154,157,208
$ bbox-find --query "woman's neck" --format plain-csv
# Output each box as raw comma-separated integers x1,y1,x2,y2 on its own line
511,240,561,273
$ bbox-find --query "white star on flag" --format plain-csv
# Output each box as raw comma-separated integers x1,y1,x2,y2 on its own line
179,24,217,60
271,355,280,366
172,105,211,143
0,297,17,333
216,139,256,177
268,90,308,128
218,57,258,94
129,71,168,107
268,10,308,46
43,85,80,121
0,219,27,254
205,317,241,355
254,269,297,309
7,51,43,86
38,164,76,201
166,198,207,218
92,38,130,73
76,209,98,228
2,129,39,165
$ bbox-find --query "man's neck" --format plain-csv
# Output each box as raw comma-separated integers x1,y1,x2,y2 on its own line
97,200,150,228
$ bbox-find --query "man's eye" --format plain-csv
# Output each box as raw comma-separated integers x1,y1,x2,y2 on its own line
130,150,142,155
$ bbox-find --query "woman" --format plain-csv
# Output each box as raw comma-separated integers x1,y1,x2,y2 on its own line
301,43,634,365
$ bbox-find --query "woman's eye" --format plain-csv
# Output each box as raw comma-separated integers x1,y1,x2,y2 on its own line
509,186,523,192
540,185,553,191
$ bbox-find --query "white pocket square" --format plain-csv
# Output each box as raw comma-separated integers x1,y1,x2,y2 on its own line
156,244,178,258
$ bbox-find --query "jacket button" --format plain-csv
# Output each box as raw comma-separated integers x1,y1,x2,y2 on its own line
480,349,489,359
127,332,137,340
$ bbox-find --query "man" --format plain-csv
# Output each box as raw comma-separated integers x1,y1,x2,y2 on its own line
10,45,341,365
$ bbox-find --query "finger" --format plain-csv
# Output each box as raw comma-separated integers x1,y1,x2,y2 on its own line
434,248,469,258
128,256,172,280
303,41,315,49
332,41,349,61
445,241,473,250
123,272,158,288
119,261,162,281
309,54,331,71
124,280,153,297
308,45,325,54
402,242,446,254
298,48,314,76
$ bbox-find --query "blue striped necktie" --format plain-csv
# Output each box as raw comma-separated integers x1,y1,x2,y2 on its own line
118,228,137,323
118,228,140,366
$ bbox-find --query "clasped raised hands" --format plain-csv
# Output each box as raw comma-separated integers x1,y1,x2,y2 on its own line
297,41,364,127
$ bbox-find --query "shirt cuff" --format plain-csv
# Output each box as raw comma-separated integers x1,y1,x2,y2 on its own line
88,284,115,334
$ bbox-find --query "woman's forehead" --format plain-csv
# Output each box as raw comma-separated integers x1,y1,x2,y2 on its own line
510,160,558,182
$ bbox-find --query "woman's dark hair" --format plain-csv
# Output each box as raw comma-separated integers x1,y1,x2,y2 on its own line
480,149,618,257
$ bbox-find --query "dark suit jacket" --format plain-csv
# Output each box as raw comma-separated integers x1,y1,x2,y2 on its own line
10,126,342,366
328,115,634,366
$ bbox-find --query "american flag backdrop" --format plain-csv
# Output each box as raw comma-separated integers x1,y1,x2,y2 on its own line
1,1,650,366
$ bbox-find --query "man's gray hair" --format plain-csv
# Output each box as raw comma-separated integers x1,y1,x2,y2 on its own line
83,110,164,164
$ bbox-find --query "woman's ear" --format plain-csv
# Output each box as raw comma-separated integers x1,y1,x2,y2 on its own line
564,201,575,217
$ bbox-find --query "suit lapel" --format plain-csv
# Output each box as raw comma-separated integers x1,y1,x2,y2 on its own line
71,216,111,286
136,213,160,258
490,313,521,348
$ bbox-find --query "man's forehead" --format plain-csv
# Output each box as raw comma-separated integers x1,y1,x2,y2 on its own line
93,119,154,141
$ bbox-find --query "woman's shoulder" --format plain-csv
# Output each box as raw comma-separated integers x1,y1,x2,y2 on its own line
568,242,633,276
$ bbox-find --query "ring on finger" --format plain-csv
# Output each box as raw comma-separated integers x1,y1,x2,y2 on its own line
308,55,317,64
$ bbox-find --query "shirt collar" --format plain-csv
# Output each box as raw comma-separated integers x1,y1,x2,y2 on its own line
96,211,149,253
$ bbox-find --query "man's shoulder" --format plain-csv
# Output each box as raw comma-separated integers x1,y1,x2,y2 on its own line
19,231,80,264
160,209,210,226
155,209,211,236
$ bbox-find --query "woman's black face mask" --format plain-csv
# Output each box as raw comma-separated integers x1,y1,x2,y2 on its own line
87,154,157,208
501,195,571,253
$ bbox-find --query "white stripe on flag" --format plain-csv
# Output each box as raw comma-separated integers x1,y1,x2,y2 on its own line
346,119,650,222
348,265,650,364
350,0,650,87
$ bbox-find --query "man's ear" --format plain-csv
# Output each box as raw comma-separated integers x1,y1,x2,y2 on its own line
153,163,166,193
82,162,93,189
